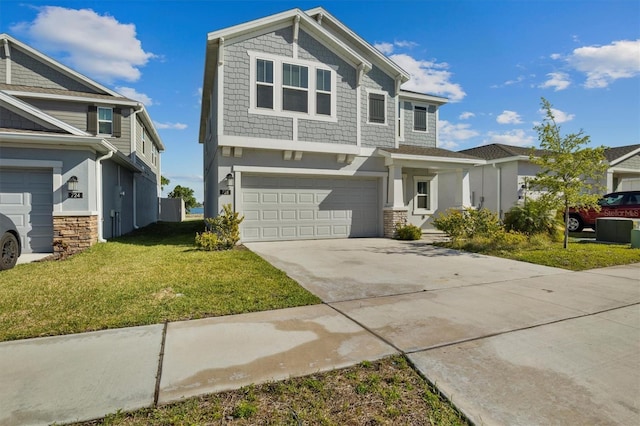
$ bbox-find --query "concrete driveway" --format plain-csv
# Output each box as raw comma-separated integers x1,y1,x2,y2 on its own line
247,239,640,425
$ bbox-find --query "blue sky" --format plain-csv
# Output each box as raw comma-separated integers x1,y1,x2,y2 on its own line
1,0,639,202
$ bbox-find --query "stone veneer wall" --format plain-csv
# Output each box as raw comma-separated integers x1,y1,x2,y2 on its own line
383,208,408,238
53,215,99,254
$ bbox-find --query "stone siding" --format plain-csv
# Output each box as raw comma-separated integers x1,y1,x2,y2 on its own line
53,215,99,254
383,208,408,238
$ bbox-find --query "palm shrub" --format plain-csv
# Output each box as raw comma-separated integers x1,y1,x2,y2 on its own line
504,197,562,239
195,204,244,250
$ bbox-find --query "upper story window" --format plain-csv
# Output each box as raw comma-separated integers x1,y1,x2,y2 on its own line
413,105,427,132
256,59,274,109
248,51,336,122
282,63,308,113
368,92,386,124
141,127,146,154
98,107,113,135
316,69,331,116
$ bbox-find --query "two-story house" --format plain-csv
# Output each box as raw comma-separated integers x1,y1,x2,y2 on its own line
200,8,481,242
0,34,164,255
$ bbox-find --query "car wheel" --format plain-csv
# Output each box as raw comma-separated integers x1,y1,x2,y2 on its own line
0,232,19,270
567,215,584,232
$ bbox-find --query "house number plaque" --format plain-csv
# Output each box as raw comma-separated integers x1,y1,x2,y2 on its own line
68,192,83,198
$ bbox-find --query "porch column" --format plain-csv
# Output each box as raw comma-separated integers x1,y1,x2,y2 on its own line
455,168,472,208
606,170,614,192
387,164,404,208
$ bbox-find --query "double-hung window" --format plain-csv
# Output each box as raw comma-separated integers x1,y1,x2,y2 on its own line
316,69,331,116
413,105,427,132
414,176,436,213
256,59,274,109
98,107,113,135
368,93,386,124
282,63,308,113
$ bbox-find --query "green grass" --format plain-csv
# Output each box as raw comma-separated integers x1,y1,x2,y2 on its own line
440,235,640,271
78,356,468,426
0,221,320,342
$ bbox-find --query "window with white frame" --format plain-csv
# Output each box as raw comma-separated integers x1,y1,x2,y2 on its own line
98,107,113,135
141,127,146,154
413,105,427,132
282,63,308,113
152,144,158,166
249,52,336,121
368,92,386,124
414,176,436,213
316,68,331,115
256,59,274,109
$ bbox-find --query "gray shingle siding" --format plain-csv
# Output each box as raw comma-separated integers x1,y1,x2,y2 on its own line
297,30,357,145
402,102,437,147
9,48,100,93
0,106,52,131
361,65,395,148
223,28,293,140
615,154,640,170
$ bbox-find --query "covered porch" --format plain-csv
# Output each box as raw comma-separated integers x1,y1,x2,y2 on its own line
377,146,483,237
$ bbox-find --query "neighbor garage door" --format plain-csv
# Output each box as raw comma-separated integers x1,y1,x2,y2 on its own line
0,168,53,253
241,174,379,242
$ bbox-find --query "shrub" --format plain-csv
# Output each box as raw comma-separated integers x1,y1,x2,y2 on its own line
504,198,561,237
395,222,422,240
432,207,502,240
195,204,244,251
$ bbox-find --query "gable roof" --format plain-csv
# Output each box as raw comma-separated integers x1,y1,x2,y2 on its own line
1,33,121,97
379,145,483,165
200,7,411,142
460,143,547,161
604,144,640,165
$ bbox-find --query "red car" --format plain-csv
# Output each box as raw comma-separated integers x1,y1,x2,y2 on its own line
568,191,640,232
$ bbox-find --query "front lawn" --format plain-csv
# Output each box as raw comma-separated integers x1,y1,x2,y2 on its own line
0,221,320,342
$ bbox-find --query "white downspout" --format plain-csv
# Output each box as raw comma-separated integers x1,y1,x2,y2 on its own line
131,103,144,229
96,150,114,242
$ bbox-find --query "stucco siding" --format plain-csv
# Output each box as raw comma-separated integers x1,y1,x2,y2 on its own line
223,28,293,140
361,65,395,148
402,102,437,147
297,30,357,145
10,48,100,93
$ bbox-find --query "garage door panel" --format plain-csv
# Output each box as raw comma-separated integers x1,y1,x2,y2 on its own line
241,174,379,242
0,168,53,253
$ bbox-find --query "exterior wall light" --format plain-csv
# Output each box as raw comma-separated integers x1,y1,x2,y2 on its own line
226,173,234,187
67,176,79,192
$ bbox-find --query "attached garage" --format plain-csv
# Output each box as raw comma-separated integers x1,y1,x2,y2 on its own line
241,174,380,242
0,168,53,253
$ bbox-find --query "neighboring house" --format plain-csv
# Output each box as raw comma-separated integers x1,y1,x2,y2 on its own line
199,7,481,242
459,143,640,217
0,34,164,255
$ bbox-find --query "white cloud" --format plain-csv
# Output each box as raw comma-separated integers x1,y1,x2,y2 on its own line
482,129,535,147
374,42,394,55
154,122,188,130
539,72,571,91
459,112,475,120
567,39,640,88
116,86,153,106
438,120,480,149
11,6,155,83
550,53,562,60
496,110,523,125
394,40,418,49
391,53,466,102
540,108,575,123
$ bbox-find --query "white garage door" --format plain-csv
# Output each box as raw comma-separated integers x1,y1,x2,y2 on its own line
0,168,53,253
241,174,380,242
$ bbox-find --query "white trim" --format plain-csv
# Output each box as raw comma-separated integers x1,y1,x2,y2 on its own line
53,211,99,217
220,135,360,155
233,165,386,177
366,89,387,125
609,167,640,174
378,150,483,165
412,175,437,215
248,51,337,122
3,38,11,84
3,90,139,107
399,90,447,105
397,99,404,144
0,34,121,97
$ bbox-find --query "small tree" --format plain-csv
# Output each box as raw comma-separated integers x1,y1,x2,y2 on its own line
168,185,197,213
529,98,608,248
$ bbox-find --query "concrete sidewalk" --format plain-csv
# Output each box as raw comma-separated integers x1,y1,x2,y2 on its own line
1,240,638,425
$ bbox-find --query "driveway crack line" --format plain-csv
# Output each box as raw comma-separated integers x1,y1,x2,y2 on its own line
153,321,168,407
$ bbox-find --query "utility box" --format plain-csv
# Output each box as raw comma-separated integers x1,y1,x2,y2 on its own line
631,229,640,249
596,218,639,244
